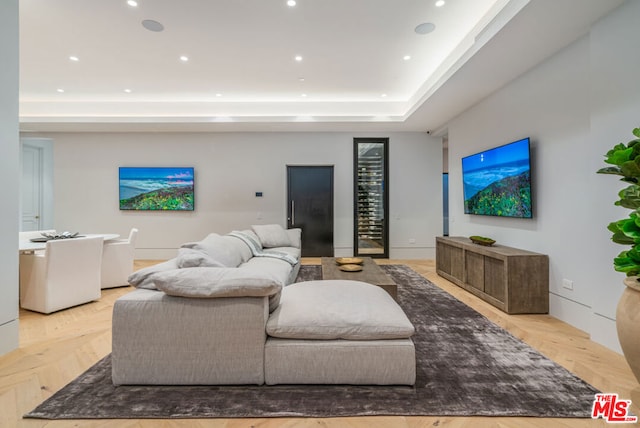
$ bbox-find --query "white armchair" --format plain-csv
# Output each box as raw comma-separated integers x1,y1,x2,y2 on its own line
101,228,138,289
19,236,104,314
19,231,58,295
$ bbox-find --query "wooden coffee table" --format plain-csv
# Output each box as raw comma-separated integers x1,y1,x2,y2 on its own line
321,257,397,301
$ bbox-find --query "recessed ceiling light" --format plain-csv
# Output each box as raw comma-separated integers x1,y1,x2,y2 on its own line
180,55,189,62
69,55,79,62
295,55,303,62
124,89,132,93
403,55,411,61
298,77,305,82
435,0,445,7
56,88,64,93
127,0,138,6
301,93,307,97
142,19,164,32
215,93,222,97
381,94,387,98
287,0,296,6
414,22,436,35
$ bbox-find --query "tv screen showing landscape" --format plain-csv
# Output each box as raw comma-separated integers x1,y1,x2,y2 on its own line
462,138,532,218
119,167,194,211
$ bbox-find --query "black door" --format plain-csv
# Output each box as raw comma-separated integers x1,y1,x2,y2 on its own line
287,166,334,257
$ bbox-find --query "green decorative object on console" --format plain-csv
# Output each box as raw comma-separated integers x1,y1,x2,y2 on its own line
469,235,496,246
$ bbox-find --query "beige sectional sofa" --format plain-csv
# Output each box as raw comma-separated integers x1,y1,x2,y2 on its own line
111,225,416,386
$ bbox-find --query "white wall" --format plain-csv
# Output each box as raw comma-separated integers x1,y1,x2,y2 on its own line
447,0,639,353
31,132,442,260
0,0,19,356
588,0,640,350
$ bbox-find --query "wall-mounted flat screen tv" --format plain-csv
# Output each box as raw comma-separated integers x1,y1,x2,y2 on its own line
119,167,194,211
462,137,532,218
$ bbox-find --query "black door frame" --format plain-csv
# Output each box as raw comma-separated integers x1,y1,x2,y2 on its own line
353,138,389,258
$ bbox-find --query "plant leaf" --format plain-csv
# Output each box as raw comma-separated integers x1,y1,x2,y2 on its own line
616,185,640,209
608,221,635,245
605,145,634,166
614,248,640,276
621,217,640,240
597,166,623,175
621,158,640,178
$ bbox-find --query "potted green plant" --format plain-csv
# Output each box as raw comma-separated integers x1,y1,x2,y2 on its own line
598,126,640,383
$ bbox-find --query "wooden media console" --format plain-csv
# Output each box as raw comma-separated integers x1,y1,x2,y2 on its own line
436,236,549,314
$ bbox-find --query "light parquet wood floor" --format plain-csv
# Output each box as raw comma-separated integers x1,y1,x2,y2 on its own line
1,259,638,427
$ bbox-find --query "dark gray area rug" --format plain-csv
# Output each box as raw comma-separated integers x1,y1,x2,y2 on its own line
25,265,599,419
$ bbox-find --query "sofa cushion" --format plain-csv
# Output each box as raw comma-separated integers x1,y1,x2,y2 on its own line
151,267,282,299
239,257,294,286
127,259,179,290
266,280,415,340
252,224,291,248
180,233,249,267
176,248,226,268
265,247,301,261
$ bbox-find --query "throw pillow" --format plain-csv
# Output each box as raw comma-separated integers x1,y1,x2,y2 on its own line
266,280,415,340
285,228,302,248
252,224,291,248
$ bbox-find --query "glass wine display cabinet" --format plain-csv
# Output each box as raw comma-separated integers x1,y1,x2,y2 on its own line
353,138,389,258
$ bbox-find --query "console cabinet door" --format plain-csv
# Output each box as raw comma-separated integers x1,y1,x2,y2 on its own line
465,252,484,291
484,256,505,302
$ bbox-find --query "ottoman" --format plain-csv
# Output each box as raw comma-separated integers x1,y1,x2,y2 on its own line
264,280,416,385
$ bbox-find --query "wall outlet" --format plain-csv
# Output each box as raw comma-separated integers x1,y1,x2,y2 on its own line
562,279,574,290
409,238,416,244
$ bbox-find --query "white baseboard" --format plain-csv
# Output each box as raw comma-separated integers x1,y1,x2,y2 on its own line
550,292,623,354
549,292,592,334
590,312,622,354
390,247,435,259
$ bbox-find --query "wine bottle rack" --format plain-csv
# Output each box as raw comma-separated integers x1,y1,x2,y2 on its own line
354,139,389,258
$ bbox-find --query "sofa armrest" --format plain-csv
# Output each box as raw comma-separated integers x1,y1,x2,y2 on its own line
112,288,269,385
286,228,302,249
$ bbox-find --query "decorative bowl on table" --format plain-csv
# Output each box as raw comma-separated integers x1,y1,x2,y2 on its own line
469,235,496,246
338,264,363,272
31,231,80,242
335,257,363,265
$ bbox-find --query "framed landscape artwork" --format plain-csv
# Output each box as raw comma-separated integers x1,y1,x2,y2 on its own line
119,167,195,211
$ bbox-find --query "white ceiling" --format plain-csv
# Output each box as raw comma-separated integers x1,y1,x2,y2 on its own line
18,0,624,133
